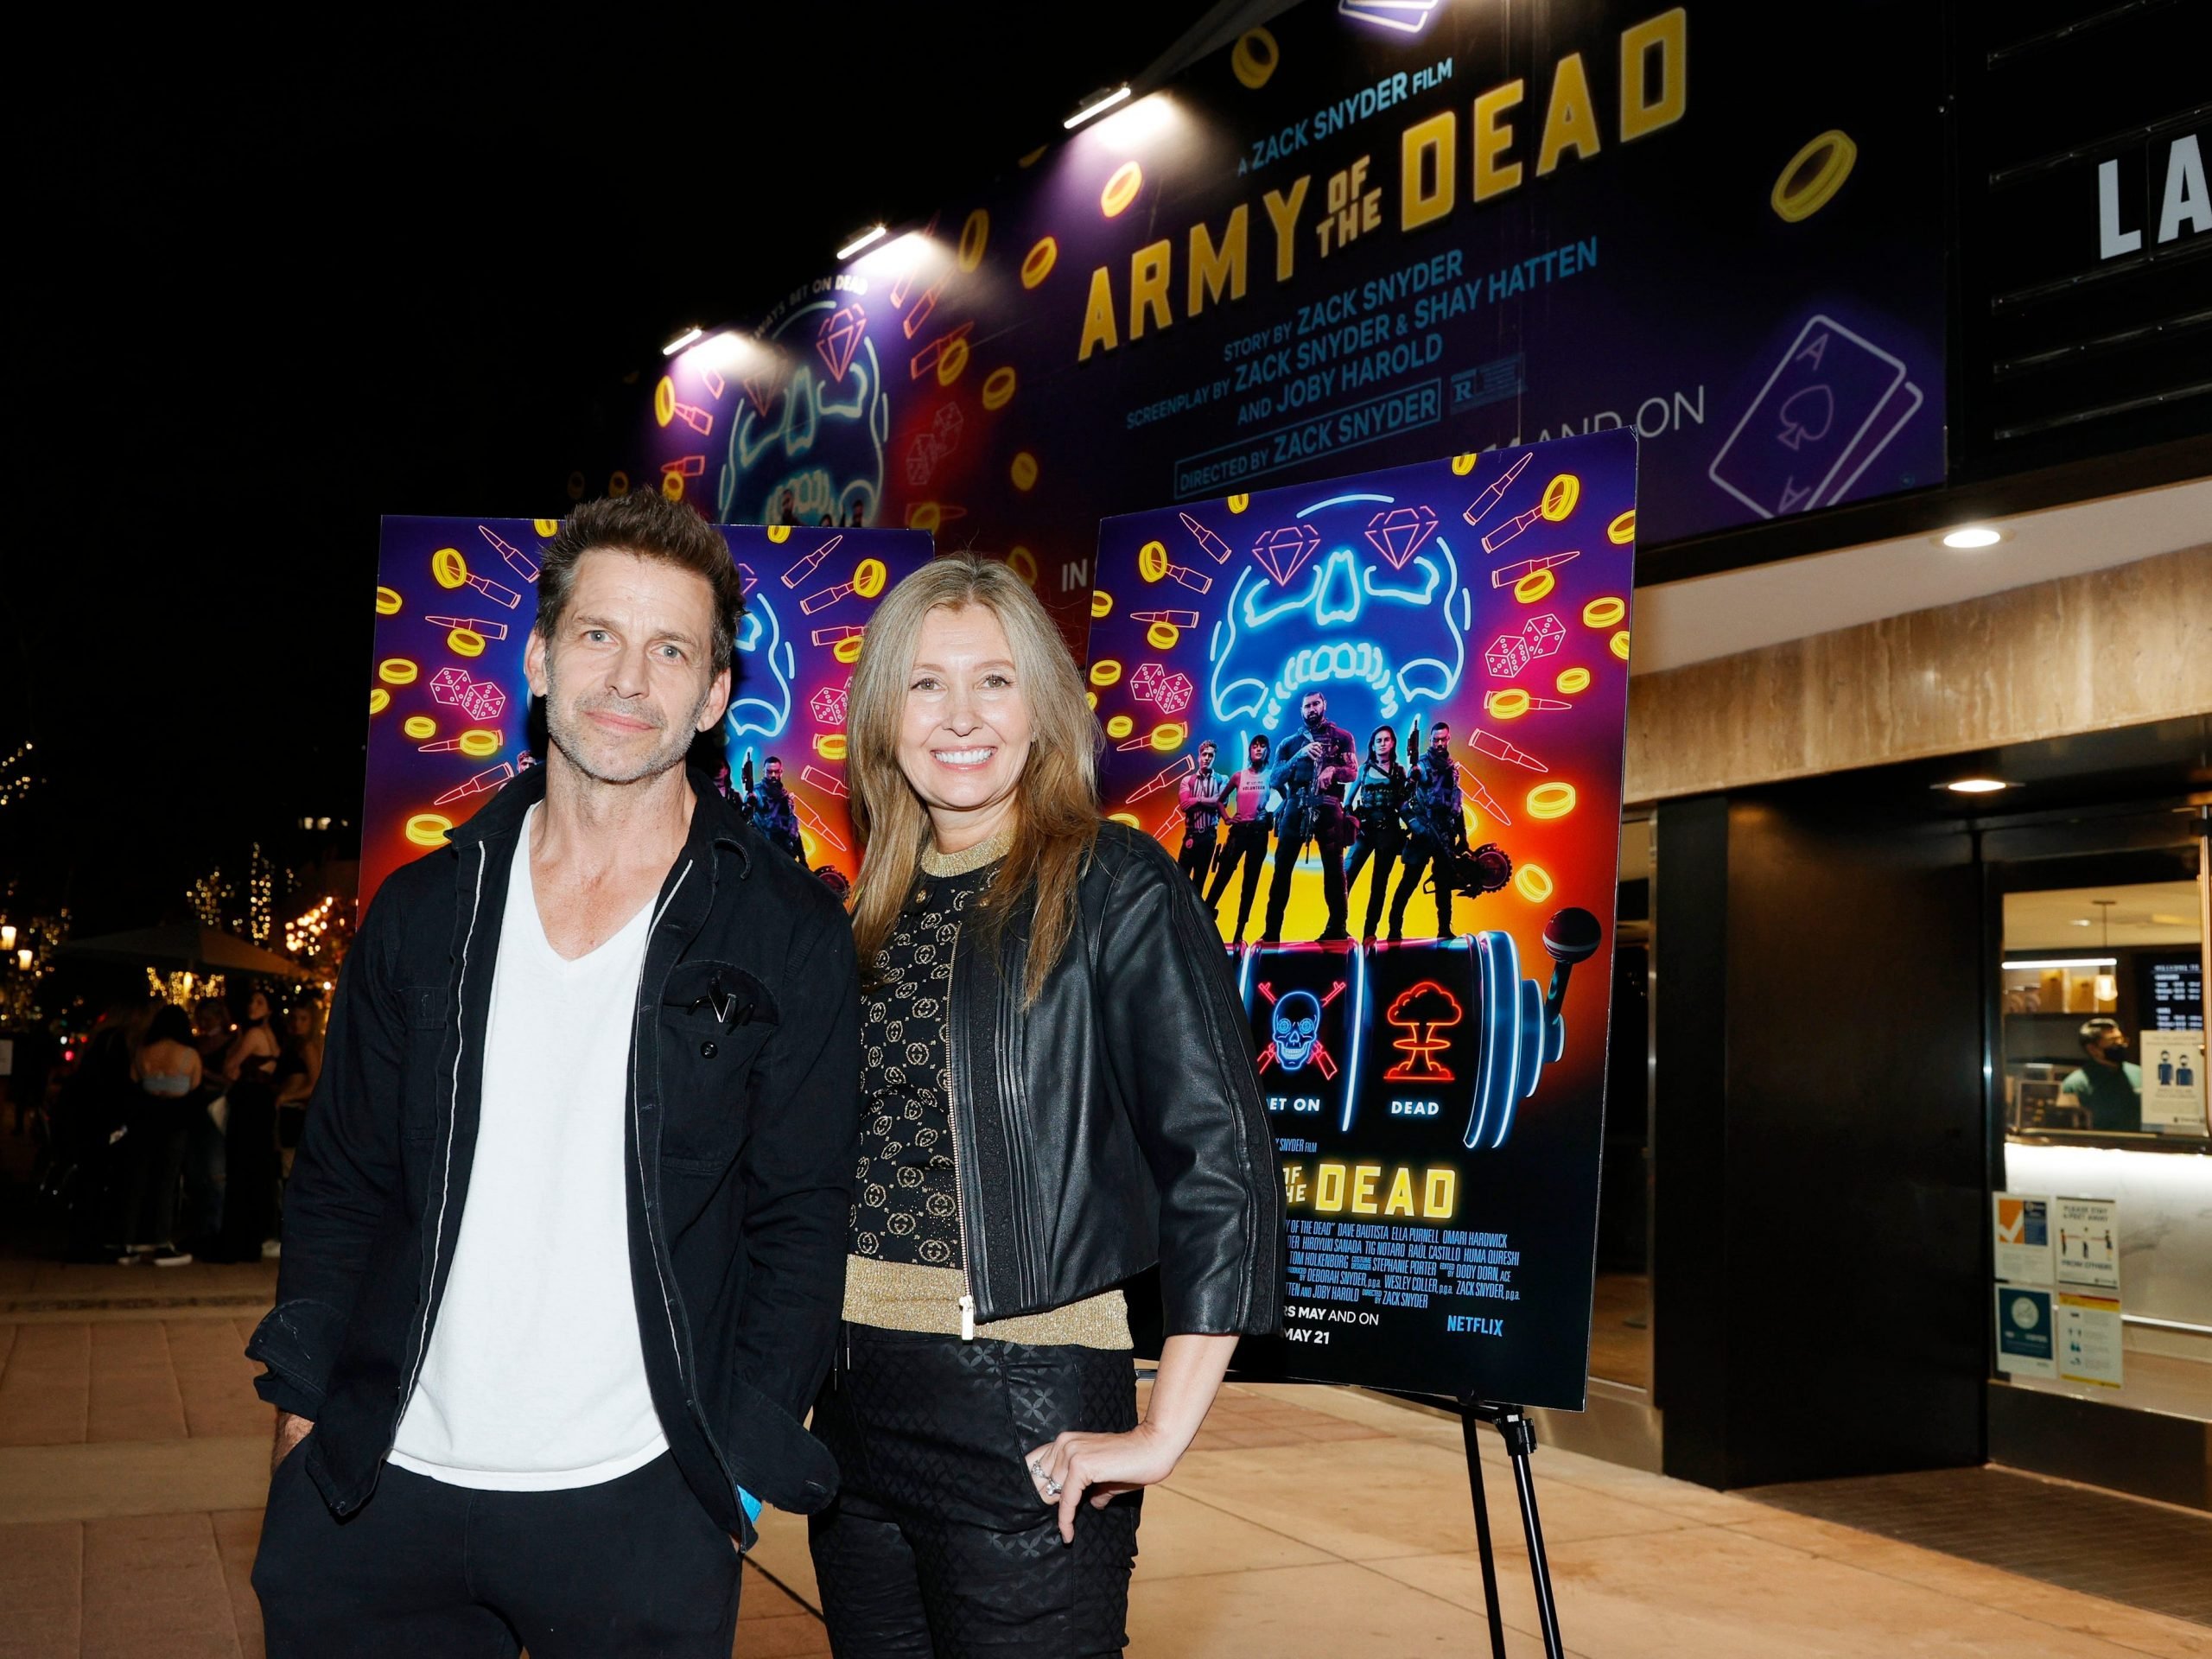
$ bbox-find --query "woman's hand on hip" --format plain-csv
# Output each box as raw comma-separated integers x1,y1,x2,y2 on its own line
1027,1421,1180,1543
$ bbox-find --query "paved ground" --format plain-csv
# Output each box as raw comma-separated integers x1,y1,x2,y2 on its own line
3,1255,2206,1656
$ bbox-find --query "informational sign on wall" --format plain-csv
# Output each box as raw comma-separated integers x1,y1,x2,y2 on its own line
1995,1285,2056,1380
2054,1196,2120,1294
636,0,1943,640
2056,1292,2125,1389
358,518,931,908
1091,432,1633,1409
1993,1192,2054,1285
2141,1037,2208,1135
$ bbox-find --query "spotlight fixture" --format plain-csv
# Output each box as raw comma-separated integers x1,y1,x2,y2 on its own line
1941,525,2004,550
836,224,887,260
1065,85,1133,129
2092,900,2118,1001
1942,777,2009,793
661,326,704,357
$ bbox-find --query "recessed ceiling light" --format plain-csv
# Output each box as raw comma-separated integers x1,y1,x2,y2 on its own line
1943,777,2009,793
661,326,704,357
1065,85,1133,129
836,224,887,260
1942,525,2004,550
2071,918,2093,926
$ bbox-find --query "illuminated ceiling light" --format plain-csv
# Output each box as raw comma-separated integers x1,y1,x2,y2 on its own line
2091,900,2118,1001
835,224,887,260
1942,777,2009,793
2001,957,2116,969
1065,85,1132,129
661,326,705,357
1941,525,2004,550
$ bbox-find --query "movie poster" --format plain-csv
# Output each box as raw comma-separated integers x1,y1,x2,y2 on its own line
359,518,931,908
1092,430,1634,1408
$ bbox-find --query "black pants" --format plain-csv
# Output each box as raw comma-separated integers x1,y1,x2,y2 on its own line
810,1325,1141,1657
1342,830,1406,941
212,1077,277,1260
1389,835,1455,937
1175,826,1217,889
1205,825,1269,941
253,1450,741,1657
112,1102,188,1249
1262,827,1347,940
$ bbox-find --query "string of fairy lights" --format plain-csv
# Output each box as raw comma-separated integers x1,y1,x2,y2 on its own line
0,741,39,810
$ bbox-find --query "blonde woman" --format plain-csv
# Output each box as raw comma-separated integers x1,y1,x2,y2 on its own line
811,556,1281,1656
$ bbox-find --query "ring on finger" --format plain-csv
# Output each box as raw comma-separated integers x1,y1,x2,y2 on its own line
1045,1479,1064,1497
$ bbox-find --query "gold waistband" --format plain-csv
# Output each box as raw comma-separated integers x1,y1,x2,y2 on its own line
841,1255,1132,1351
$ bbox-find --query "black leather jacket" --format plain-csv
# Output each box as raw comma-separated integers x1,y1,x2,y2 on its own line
945,823,1282,1334
246,767,859,1540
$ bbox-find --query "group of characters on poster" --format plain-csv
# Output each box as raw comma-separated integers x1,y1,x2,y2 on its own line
1172,697,1507,945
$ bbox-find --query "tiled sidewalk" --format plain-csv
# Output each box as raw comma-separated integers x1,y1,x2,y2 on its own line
3,1259,2205,1656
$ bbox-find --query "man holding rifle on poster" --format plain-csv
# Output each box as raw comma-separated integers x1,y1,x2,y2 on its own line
1260,690,1357,945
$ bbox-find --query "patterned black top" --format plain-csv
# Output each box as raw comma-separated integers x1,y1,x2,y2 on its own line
849,851,1001,1270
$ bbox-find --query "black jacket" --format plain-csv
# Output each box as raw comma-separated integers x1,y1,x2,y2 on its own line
948,823,1281,1334
245,766,861,1541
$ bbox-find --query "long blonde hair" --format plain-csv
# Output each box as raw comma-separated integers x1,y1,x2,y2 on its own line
847,556,1102,1004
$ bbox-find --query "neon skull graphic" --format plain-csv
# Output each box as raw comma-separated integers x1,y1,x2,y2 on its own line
1271,989,1323,1072
1208,491,1470,737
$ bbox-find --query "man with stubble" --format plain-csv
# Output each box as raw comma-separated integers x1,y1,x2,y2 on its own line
249,495,860,1656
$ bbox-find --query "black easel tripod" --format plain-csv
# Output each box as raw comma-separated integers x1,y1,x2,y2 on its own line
1460,1400,1564,1659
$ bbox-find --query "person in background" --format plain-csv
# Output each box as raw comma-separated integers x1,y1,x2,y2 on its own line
271,1001,325,1192
1388,721,1466,943
2062,1018,2143,1132
1204,735,1273,945
248,491,859,1657
116,1005,200,1266
1175,739,1226,889
845,501,867,527
56,1001,152,1262
180,997,233,1247
207,988,282,1262
1342,724,1411,944
812,555,1280,1656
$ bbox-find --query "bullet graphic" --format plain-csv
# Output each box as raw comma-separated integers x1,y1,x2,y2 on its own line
479,524,539,582
1469,728,1548,772
1461,451,1532,528
782,535,841,588
1179,512,1232,564
435,762,515,805
1490,551,1579,589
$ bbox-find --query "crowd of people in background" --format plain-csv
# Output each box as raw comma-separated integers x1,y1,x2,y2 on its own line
30,986,323,1268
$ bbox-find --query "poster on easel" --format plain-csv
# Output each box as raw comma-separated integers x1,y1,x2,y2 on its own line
1090,431,1634,1410
358,518,931,909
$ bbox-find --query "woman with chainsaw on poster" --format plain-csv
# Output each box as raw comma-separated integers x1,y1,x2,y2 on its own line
813,555,1281,1656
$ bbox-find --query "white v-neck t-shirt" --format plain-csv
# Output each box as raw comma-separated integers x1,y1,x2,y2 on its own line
390,805,671,1490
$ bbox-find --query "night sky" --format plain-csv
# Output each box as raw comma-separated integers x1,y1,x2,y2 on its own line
4,8,1209,933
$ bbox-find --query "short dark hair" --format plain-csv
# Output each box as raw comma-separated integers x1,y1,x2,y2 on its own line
537,495,747,673
2080,1017,2120,1053
766,754,784,766
146,1005,195,1046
